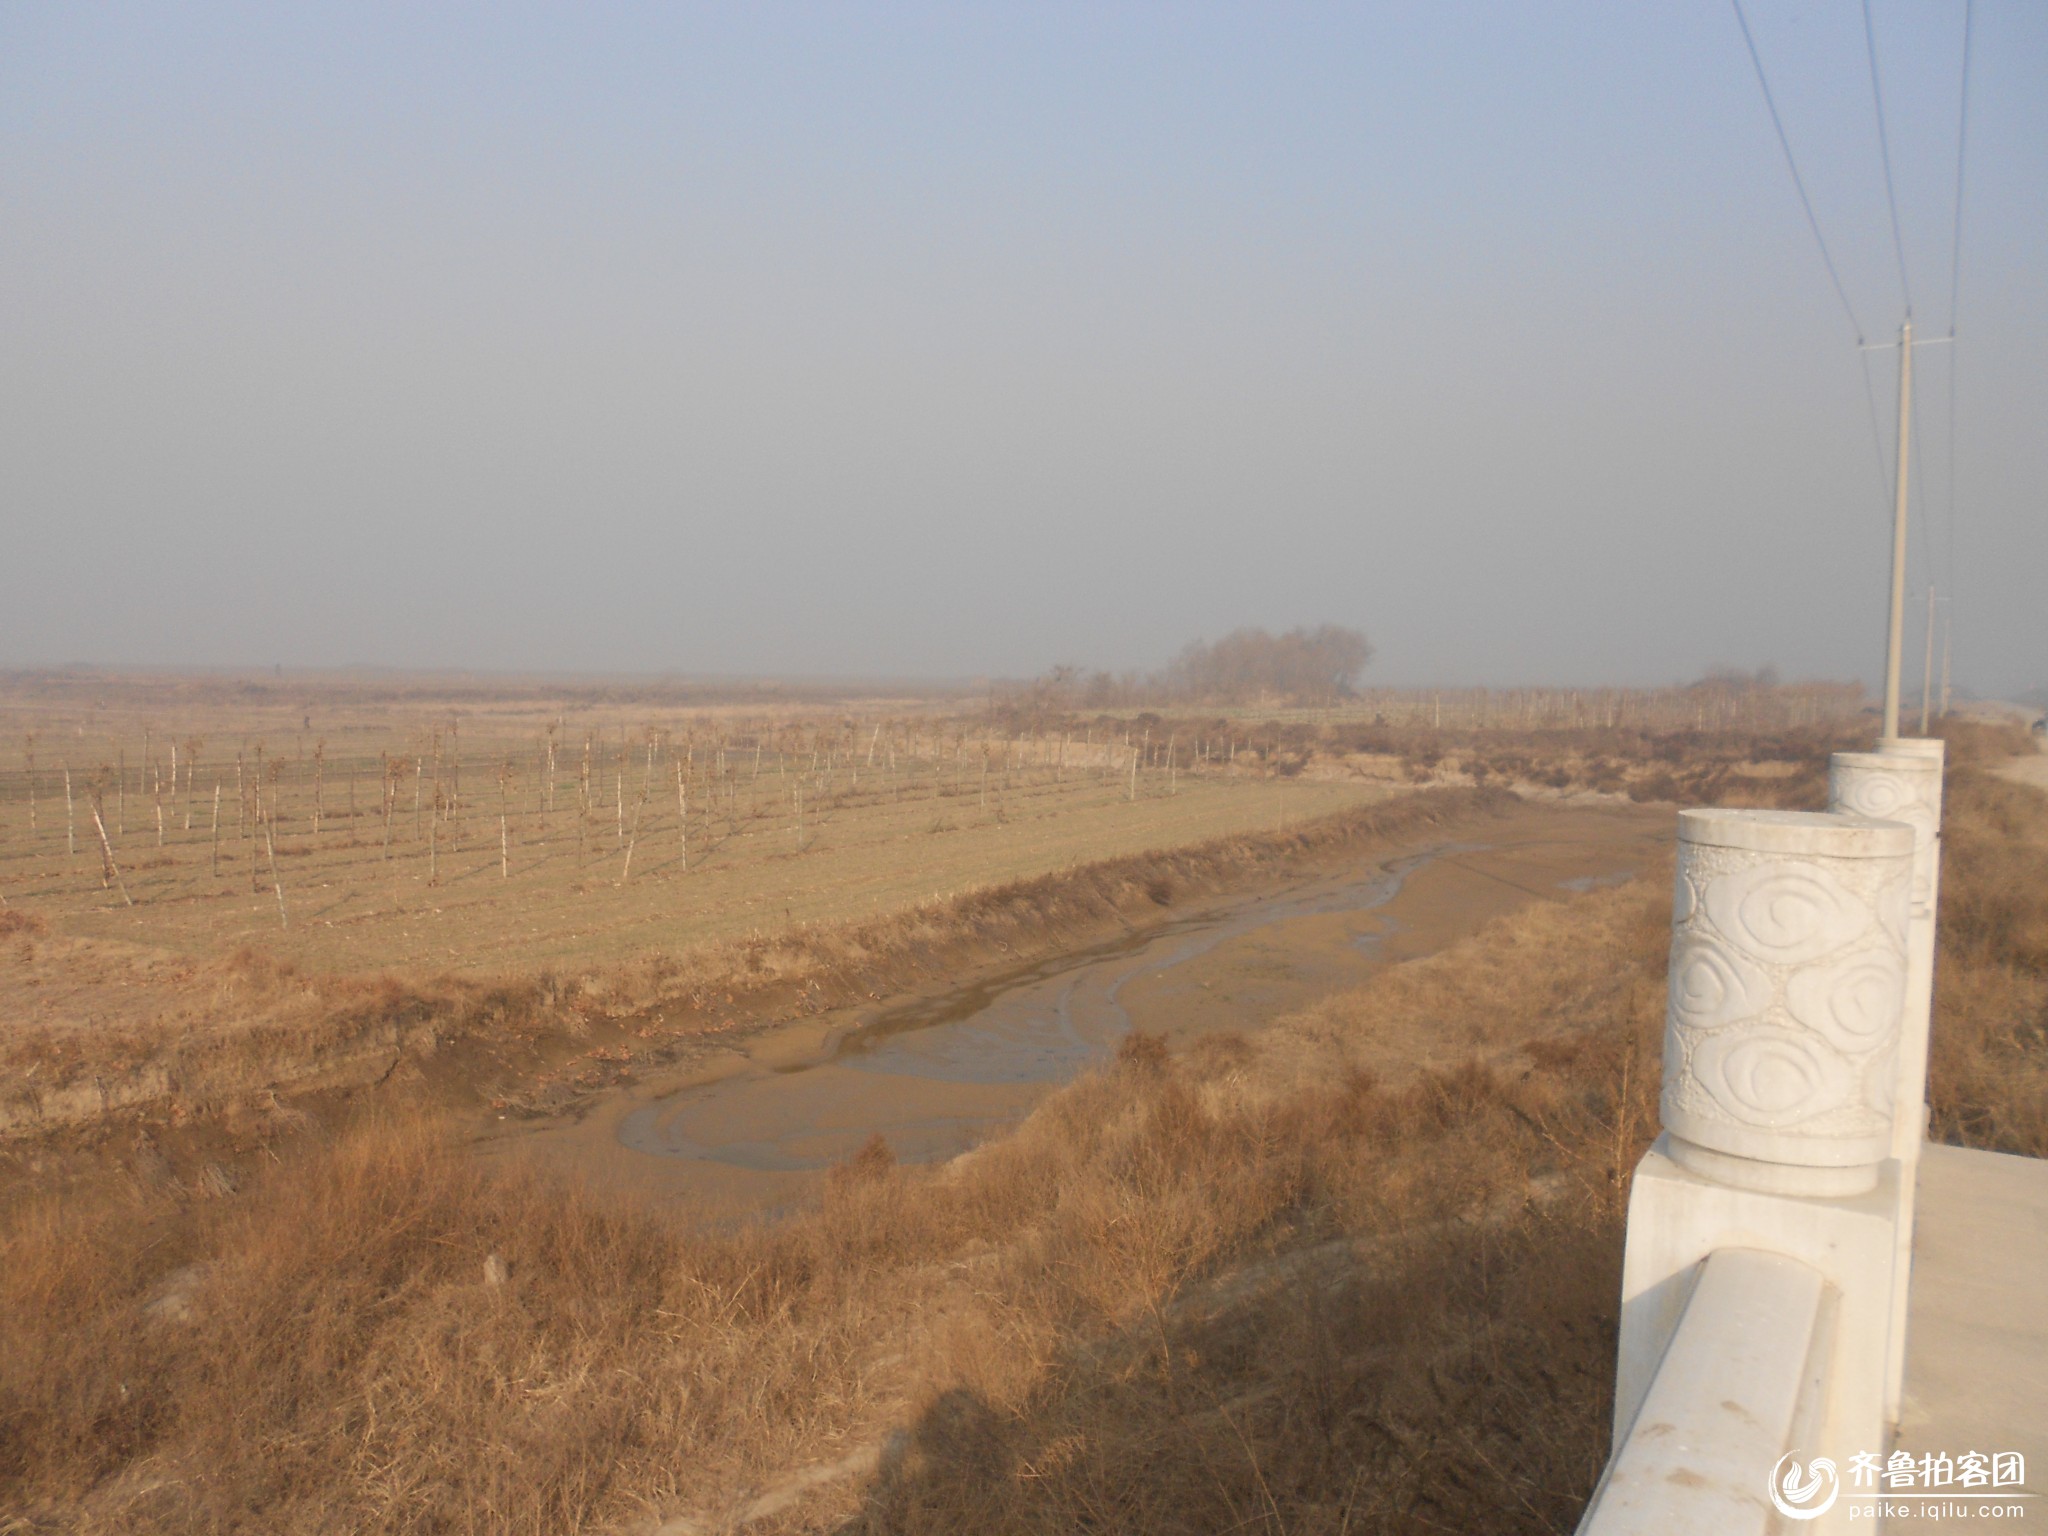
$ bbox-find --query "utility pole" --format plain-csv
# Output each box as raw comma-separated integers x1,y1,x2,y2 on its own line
1881,318,1913,740
1939,616,1952,718
1919,584,1937,736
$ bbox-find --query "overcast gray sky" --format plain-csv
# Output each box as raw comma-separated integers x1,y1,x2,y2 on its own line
3,3,2043,694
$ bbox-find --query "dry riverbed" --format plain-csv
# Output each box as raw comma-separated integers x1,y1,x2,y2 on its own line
481,799,1670,1213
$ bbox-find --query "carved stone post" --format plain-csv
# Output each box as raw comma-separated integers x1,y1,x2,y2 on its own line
1661,808,1915,1197
1611,808,1916,1478
1828,741,1944,1161
1828,738,1943,1424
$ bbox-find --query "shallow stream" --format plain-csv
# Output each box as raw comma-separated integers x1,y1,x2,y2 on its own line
618,847,1457,1172
485,801,1667,1208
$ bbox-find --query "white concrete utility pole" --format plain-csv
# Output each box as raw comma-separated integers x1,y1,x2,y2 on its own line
1939,615,1952,718
1919,584,1937,735
1882,318,1913,739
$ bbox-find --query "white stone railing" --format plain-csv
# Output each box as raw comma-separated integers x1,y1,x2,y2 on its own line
1578,740,1943,1536
1582,1247,1835,1534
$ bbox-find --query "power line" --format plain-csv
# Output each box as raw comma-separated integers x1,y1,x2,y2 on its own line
1729,0,1868,343
1862,0,1914,315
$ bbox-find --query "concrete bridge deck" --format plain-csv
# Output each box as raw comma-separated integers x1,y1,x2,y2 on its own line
1892,1141,2048,1528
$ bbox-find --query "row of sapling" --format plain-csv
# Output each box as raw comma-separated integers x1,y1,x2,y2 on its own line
12,719,1135,865
0,680,1860,927
0,714,1239,914
28,708,1425,868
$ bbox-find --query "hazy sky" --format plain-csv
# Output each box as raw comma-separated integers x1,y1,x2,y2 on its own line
4,4,2043,693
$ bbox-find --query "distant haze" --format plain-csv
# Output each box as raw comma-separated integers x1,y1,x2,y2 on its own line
3,5,2044,695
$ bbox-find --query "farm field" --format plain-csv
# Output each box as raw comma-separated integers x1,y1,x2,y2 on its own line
1,675,1368,978
3,673,1440,1135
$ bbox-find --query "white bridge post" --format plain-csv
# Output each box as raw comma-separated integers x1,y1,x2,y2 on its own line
1657,808,1914,1197
1588,808,1915,1536
1828,738,1944,1423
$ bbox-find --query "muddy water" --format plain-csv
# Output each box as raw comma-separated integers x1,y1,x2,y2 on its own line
618,850,1443,1173
487,802,1670,1211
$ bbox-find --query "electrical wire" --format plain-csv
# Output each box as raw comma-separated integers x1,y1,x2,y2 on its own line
1731,0,1894,536
1729,0,1867,343
1862,0,1914,315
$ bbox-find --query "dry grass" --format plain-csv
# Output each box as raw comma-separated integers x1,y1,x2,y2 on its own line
1928,727,2048,1156
4,720,2040,1534
1325,718,1865,807
0,874,1669,1534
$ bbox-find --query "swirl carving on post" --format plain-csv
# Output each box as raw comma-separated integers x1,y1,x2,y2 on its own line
1661,810,1914,1194
1829,749,1942,910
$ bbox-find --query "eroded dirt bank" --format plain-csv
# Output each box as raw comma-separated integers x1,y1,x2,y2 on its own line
481,799,1670,1212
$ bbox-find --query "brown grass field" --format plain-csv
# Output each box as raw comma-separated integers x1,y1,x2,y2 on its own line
3,674,2040,1534
0,671,1862,987
1,682,1364,977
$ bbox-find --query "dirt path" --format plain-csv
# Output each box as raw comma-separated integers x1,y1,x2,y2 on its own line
478,799,1671,1214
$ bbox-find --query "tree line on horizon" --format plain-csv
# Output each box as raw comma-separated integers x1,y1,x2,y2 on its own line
1003,632,1867,725
1013,625,1375,711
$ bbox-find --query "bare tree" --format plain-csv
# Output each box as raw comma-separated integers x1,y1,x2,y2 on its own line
675,758,688,872
1159,624,1373,705
263,788,287,928
88,772,133,906
497,761,513,879
618,770,649,884
181,738,204,831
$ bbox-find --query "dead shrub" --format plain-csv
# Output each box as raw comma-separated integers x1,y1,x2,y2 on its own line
1115,1030,1170,1076
0,907,48,938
